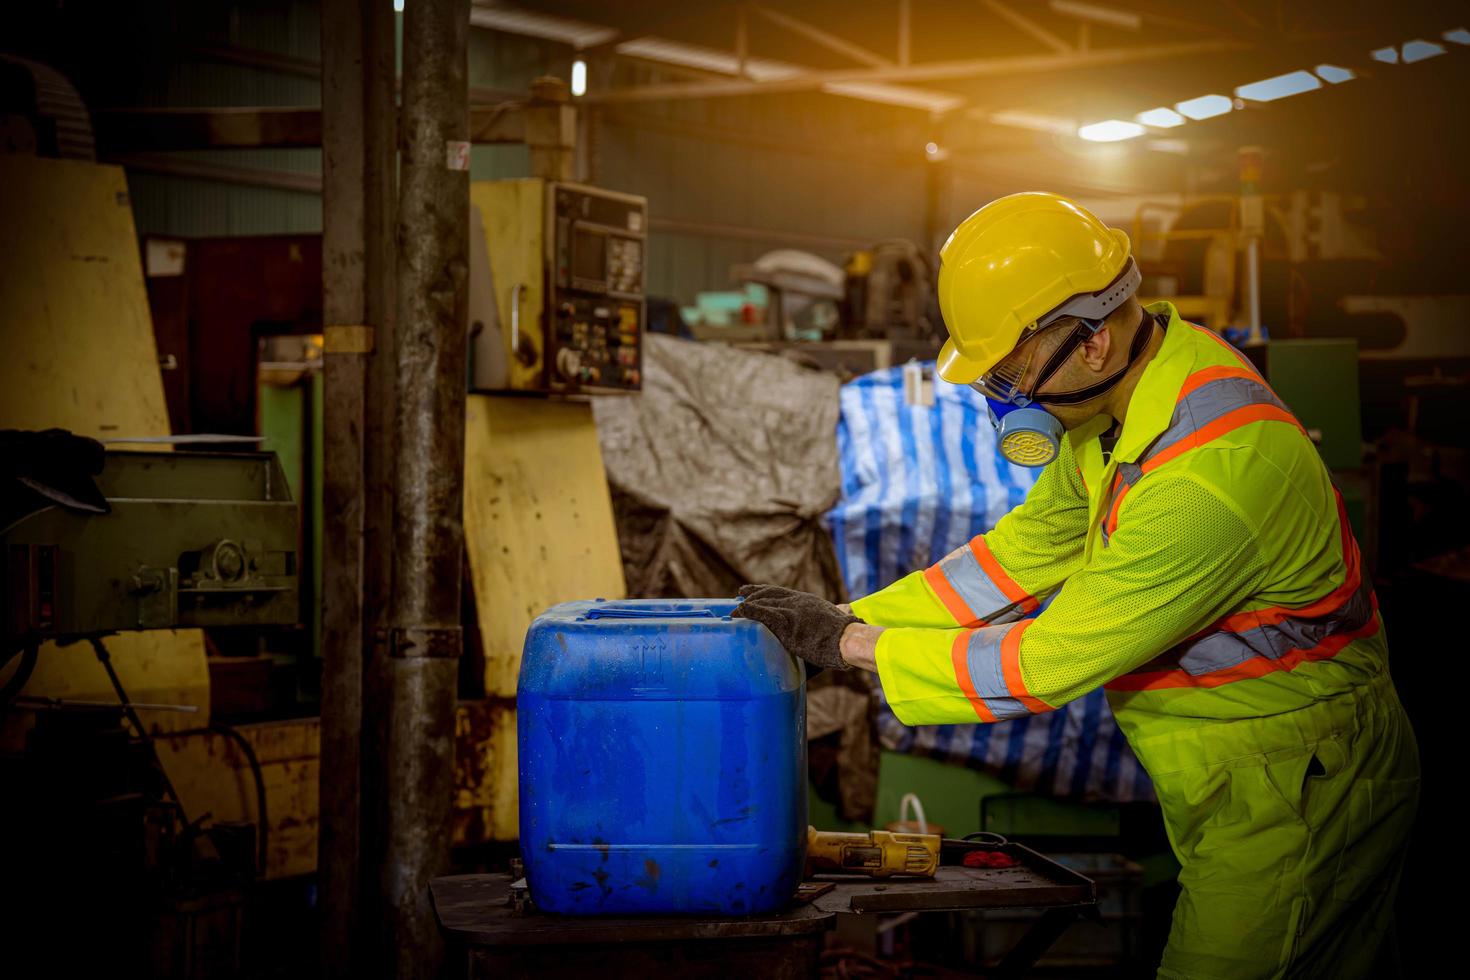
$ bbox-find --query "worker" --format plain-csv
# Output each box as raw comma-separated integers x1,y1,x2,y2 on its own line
735,192,1419,978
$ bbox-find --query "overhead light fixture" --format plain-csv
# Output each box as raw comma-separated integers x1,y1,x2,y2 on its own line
1444,28,1470,45
1077,119,1145,142
470,6,618,49
571,58,587,97
614,38,799,81
1371,46,1399,64
1314,64,1355,84
821,82,964,114
1174,94,1233,120
1400,38,1446,63
1135,107,1185,128
987,110,1078,135
1048,0,1141,31
1236,70,1321,102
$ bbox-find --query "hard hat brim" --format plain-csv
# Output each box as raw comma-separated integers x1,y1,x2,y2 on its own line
937,339,991,385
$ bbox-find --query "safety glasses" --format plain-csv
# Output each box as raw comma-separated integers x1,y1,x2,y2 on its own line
969,258,1141,406
969,328,1047,403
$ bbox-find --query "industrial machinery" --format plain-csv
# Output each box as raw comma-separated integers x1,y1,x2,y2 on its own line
469,179,647,395
3,439,299,714
1,436,300,975
4,446,299,660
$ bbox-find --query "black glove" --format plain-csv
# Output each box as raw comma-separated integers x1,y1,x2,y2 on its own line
731,584,861,671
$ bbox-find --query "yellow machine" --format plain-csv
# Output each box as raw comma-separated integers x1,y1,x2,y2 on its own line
469,179,648,395
806,826,941,878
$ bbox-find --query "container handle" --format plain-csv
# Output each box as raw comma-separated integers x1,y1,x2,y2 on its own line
899,793,929,835
583,605,720,620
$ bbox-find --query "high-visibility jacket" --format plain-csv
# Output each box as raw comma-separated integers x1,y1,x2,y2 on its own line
852,302,1418,978
852,301,1384,731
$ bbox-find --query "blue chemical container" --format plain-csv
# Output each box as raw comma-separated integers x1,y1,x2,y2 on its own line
518,598,807,916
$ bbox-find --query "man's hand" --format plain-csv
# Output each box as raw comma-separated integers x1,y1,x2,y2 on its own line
731,585,860,671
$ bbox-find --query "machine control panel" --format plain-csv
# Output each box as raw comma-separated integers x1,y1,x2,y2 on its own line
547,184,646,393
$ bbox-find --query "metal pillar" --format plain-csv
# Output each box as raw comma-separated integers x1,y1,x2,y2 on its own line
320,0,396,977
379,0,470,975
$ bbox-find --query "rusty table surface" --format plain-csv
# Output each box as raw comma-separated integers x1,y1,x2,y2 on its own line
433,844,1093,946
431,874,832,946
813,843,1096,914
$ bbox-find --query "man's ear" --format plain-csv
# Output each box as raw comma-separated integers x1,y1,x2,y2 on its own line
1080,323,1112,372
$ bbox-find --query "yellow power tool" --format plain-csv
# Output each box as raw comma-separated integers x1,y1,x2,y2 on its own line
804,826,941,878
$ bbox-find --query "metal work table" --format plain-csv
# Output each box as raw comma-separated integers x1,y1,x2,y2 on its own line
432,843,1095,979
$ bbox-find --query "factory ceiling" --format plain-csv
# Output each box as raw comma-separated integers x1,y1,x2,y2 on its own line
477,0,1469,167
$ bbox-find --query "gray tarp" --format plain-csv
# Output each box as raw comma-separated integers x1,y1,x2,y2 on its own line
592,334,846,601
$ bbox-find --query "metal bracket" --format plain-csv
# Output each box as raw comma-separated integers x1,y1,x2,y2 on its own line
388,626,462,659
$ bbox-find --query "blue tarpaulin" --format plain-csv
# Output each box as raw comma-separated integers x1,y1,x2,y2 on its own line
825,364,1154,803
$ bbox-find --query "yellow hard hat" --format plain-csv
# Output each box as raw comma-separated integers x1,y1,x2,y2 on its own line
936,192,1133,385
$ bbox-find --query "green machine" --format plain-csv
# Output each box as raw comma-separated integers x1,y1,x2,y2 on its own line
4,448,299,664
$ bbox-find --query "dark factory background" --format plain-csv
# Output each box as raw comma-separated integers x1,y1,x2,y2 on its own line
2,1,1464,977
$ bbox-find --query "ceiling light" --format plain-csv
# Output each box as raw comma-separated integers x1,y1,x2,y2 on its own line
571,59,587,97
821,82,964,113
1371,46,1399,64
987,110,1078,135
1236,70,1321,102
1400,39,1446,63
614,38,799,81
1174,94,1233,120
1077,119,1145,142
1314,64,1355,84
470,7,618,49
1136,107,1185,128
1444,28,1470,46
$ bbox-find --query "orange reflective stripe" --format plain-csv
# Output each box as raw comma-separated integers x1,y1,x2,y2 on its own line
1105,614,1380,692
1105,491,1376,692
1177,364,1266,400
1141,403,1304,475
1196,491,1360,635
1000,619,1052,712
924,564,981,626
950,630,998,722
970,537,1038,613
1105,365,1299,539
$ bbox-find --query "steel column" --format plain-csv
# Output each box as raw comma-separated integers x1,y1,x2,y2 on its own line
320,1,396,977
379,0,470,975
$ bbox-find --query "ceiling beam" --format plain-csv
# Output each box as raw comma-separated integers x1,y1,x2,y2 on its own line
898,0,912,66
749,3,893,68
92,104,538,151
586,38,1247,104
981,0,1073,55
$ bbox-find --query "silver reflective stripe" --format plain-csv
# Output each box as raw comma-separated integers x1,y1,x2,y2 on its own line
961,628,1030,720
1171,574,1375,675
1151,376,1287,454
933,544,1023,625
1099,374,1288,548
1100,462,1143,548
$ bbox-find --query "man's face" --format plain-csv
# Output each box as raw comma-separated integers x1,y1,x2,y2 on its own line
1015,320,1111,430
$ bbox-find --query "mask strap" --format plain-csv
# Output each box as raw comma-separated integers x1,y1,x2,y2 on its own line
1031,308,1157,407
